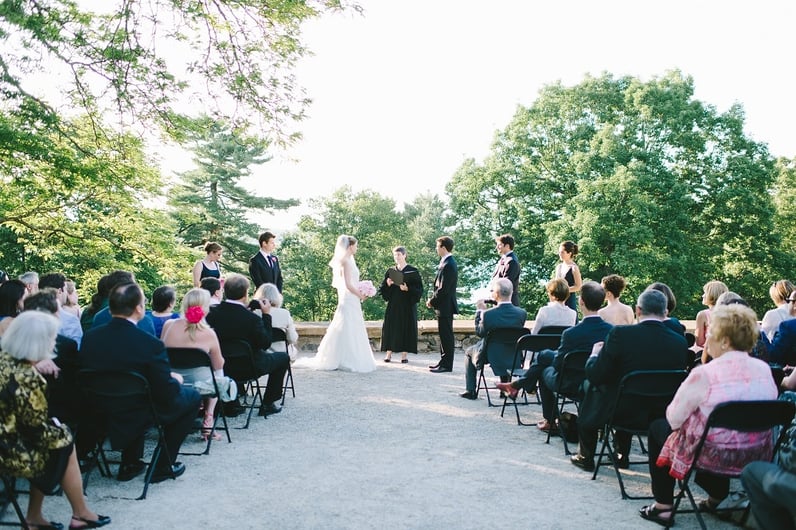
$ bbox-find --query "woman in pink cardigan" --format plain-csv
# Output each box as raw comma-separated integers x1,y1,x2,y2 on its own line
639,303,778,527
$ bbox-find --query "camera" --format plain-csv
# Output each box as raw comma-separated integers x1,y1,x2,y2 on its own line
483,299,497,306
248,299,262,311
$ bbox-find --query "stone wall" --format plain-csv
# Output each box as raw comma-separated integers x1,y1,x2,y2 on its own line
294,319,697,353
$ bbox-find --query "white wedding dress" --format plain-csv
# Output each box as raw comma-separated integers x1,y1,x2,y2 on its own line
295,256,376,373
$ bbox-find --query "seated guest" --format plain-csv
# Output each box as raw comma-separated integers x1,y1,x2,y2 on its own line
459,279,527,400
694,280,728,364
571,289,690,472
38,272,84,347
62,279,81,318
531,279,576,334
761,279,795,342
598,274,635,326
639,304,778,526
161,288,227,441
199,277,223,306
147,285,179,339
768,291,796,367
647,282,686,335
0,279,27,336
0,311,110,529
206,273,289,417
19,271,39,296
497,281,613,431
80,282,200,484
253,282,299,360
88,270,156,336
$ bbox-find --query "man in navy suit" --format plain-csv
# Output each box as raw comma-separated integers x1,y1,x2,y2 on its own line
570,289,689,471
249,231,283,292
767,292,796,366
460,278,527,399
491,234,521,306
427,236,459,372
80,282,201,483
497,281,613,429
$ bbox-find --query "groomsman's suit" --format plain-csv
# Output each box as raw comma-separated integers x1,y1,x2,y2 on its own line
428,241,458,371
249,250,283,292
492,250,521,306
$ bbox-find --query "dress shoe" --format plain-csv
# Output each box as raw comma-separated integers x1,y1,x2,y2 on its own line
150,462,186,484
429,366,452,373
223,399,246,418
570,453,595,472
613,452,629,469
258,401,282,417
459,390,477,400
428,363,440,369
495,382,518,400
117,460,146,482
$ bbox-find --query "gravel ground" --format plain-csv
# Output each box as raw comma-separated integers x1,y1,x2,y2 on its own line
7,352,755,529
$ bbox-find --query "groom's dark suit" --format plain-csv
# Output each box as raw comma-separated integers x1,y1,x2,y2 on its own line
249,251,283,292
429,255,458,370
206,301,289,405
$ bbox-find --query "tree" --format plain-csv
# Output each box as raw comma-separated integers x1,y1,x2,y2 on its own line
169,117,298,272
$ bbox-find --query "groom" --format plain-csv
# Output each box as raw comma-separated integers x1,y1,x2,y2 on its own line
249,230,283,292
427,235,458,373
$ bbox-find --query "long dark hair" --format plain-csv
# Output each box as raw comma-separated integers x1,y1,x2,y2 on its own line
0,280,26,318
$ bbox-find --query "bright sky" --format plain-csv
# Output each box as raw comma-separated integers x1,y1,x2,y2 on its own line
245,0,795,231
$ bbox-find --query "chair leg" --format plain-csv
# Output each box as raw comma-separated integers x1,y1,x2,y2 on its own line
239,379,263,430
0,476,28,529
281,364,294,406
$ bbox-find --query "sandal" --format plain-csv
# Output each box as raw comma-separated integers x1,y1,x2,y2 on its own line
639,504,674,528
69,515,111,529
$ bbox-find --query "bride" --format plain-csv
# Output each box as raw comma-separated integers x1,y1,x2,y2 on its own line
295,235,377,372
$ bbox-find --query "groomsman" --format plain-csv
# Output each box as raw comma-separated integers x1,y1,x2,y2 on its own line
491,234,521,306
249,231,283,292
427,236,459,373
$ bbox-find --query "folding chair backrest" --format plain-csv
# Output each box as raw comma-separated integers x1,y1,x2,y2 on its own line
608,369,688,428
166,347,212,370
484,327,530,373
272,328,287,344
555,349,591,396
219,339,253,360
80,369,151,402
706,400,795,434
537,325,571,336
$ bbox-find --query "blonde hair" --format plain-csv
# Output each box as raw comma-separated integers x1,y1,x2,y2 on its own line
770,280,795,305
181,288,210,341
703,280,729,306
1,311,59,362
709,304,759,353
547,279,570,302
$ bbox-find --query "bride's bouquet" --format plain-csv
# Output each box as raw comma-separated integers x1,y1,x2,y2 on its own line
357,280,377,298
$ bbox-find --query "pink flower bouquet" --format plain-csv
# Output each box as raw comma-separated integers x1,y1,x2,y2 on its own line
358,280,377,298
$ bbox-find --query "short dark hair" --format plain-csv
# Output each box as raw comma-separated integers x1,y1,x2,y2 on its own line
223,273,249,300
109,282,143,317
39,272,66,291
0,280,26,318
259,231,276,246
436,236,454,252
200,277,221,297
151,285,176,312
23,288,59,314
601,274,626,298
496,234,515,250
647,282,676,314
580,281,606,311
638,289,668,317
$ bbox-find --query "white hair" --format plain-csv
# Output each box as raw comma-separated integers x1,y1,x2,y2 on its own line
1,310,59,362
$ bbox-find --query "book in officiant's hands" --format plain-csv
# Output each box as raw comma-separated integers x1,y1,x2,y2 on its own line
388,268,418,285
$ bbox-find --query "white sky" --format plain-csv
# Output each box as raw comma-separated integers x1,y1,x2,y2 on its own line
246,0,796,230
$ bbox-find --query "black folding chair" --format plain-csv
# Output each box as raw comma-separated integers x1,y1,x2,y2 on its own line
592,369,688,499
670,399,796,529
270,328,295,406
475,327,530,407
0,476,27,528
79,369,175,500
544,349,591,454
500,333,563,424
166,347,231,455
219,340,263,429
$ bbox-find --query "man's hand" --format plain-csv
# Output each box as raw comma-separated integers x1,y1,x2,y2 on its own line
590,341,604,357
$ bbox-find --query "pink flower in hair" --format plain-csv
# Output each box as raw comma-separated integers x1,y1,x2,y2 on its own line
185,306,205,324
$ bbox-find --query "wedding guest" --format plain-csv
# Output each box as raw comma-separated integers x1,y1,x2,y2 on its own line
647,282,686,335
254,282,299,360
427,236,458,373
693,280,728,361
147,285,180,339
553,241,582,315
249,231,283,292
0,311,111,530
598,274,635,326
192,242,223,287
19,271,39,296
639,304,777,527
0,279,27,337
761,279,795,342
200,277,223,306
379,246,423,363
0,269,8,283
531,279,576,334
91,271,156,336
162,288,226,442
38,272,83,347
491,234,521,306
62,279,81,318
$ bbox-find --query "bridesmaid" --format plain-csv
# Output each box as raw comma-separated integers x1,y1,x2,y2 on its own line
192,242,223,287
554,241,582,316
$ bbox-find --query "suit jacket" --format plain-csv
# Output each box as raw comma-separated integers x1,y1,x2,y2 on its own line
579,319,689,429
492,251,521,306
206,301,273,352
79,318,190,448
429,255,458,317
249,251,283,292
473,302,528,376
551,315,614,372
769,318,796,366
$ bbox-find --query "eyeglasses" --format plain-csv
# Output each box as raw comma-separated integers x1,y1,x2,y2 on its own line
788,298,796,304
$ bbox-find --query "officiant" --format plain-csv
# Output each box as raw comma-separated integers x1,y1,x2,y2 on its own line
379,246,424,363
